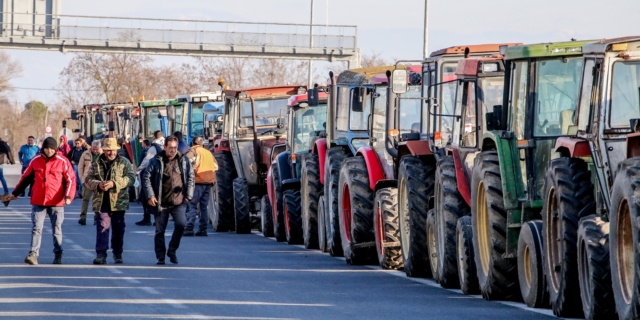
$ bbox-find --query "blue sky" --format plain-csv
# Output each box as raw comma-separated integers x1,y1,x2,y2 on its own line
5,0,640,106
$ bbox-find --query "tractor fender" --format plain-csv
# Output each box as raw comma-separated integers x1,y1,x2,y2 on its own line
267,162,274,208
405,140,432,156
282,178,301,192
214,138,231,153
275,151,294,183
314,138,328,185
627,132,640,159
451,149,471,207
480,132,522,211
356,146,385,191
374,179,397,193
554,136,591,158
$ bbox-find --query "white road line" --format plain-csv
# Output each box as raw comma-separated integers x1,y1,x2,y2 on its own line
108,268,123,274
141,287,160,295
123,277,141,284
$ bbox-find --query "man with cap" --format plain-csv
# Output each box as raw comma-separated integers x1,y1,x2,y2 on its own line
5,137,76,265
85,137,136,264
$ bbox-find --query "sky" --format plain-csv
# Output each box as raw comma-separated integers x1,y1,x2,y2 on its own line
4,0,640,107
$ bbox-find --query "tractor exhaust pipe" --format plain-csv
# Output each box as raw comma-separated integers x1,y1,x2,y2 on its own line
250,97,261,165
327,71,336,145
385,70,398,158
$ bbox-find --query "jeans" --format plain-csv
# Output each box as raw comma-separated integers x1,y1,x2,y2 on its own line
0,165,7,194
73,165,82,196
30,206,64,256
20,166,33,197
186,184,211,231
154,204,187,259
95,211,126,257
80,183,95,219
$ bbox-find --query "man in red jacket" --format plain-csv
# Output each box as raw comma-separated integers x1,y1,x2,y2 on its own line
5,137,76,265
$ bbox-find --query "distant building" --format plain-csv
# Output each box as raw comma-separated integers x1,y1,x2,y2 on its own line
0,0,61,38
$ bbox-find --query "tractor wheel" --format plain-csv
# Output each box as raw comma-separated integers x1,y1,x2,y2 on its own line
301,153,321,249
427,209,438,281
542,157,594,317
284,190,303,245
318,195,328,253
398,156,435,278
470,150,519,300
435,156,469,288
233,178,251,234
338,157,376,265
212,152,237,232
457,215,479,295
577,215,616,319
324,147,348,257
260,195,274,237
271,164,286,242
609,158,640,320
374,187,403,270
517,220,549,308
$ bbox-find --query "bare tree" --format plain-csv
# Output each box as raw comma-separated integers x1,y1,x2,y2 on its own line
0,51,23,98
361,50,393,68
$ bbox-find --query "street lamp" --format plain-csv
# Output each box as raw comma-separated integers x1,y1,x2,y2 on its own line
423,0,429,59
308,0,315,88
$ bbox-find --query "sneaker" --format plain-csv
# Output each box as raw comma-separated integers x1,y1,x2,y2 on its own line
53,252,62,264
183,229,194,237
113,253,123,264
167,253,178,264
195,230,208,237
78,218,86,225
24,253,38,265
135,219,152,226
93,256,107,265
156,259,165,265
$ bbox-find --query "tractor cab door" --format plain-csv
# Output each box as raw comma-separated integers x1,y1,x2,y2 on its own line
451,79,480,187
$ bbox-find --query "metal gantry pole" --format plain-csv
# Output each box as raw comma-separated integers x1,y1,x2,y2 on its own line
423,0,429,59
308,0,314,88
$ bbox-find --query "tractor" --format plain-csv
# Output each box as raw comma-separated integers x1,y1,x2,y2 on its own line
175,92,223,145
549,36,640,319
210,86,305,233
265,87,328,244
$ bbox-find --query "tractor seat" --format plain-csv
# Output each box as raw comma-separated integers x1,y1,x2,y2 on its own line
411,122,420,134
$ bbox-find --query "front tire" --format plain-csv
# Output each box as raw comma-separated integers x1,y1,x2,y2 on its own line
301,153,321,249
374,187,403,270
318,195,328,253
272,164,286,242
324,147,348,257
517,220,549,308
233,178,251,234
284,190,303,245
212,152,236,232
457,216,479,295
261,195,274,237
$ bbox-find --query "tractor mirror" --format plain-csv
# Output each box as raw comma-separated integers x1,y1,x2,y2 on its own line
391,69,408,94
630,118,640,133
123,109,131,120
95,113,104,124
277,117,287,131
308,88,319,106
166,104,176,122
203,127,211,138
215,115,223,123
71,110,78,120
485,112,495,131
351,89,364,112
62,120,67,128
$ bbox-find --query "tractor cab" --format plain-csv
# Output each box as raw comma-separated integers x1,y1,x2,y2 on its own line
175,91,223,145
137,99,184,139
285,88,328,171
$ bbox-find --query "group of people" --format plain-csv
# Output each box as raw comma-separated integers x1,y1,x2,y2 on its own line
0,130,218,266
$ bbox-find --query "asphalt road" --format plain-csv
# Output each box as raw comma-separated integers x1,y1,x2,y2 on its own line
0,165,557,319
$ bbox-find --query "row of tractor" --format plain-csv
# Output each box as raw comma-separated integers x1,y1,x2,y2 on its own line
209,37,640,320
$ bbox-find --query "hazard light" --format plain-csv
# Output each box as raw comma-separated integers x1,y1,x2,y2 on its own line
611,43,628,52
291,153,297,164
388,129,400,137
482,63,499,73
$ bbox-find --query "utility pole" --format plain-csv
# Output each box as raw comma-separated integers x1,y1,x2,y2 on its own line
423,0,429,59
308,0,315,88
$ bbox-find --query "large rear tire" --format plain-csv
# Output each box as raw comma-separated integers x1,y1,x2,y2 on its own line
435,156,468,288
457,216,479,295
374,187,403,270
301,153,321,249
324,147,348,257
318,195,328,253
470,150,519,300
398,156,435,278
609,158,640,320
338,157,376,265
284,190,303,245
233,178,251,234
577,214,616,319
271,164,286,242
212,152,236,232
427,209,438,281
261,195,274,237
517,220,549,308
542,157,594,317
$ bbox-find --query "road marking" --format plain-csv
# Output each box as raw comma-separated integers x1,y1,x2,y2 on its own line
123,277,142,284
108,268,123,274
0,298,332,307
141,287,161,295
0,311,294,319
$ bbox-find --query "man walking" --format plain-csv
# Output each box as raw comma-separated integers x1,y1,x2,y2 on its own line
85,138,136,265
5,137,76,265
68,138,87,199
173,131,189,154
0,137,15,195
184,136,217,236
78,140,102,226
18,136,39,198
142,136,194,265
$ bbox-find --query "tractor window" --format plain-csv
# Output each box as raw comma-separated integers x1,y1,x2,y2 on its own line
145,107,162,138
240,98,288,127
534,57,583,136
459,81,477,147
439,63,458,144
372,85,388,152
478,76,505,134
190,103,205,138
399,85,422,134
293,105,327,153
337,86,349,131
349,88,372,131
509,61,528,140
610,61,640,128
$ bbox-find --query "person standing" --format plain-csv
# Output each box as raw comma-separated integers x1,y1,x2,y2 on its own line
58,135,71,157
78,140,102,226
5,137,76,265
18,136,39,198
173,131,190,154
135,139,154,226
0,137,15,195
68,139,87,199
142,136,194,265
184,136,217,236
85,138,135,265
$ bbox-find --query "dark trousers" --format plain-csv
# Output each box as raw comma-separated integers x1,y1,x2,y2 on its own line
154,204,187,259
186,184,211,231
95,211,126,257
20,167,33,197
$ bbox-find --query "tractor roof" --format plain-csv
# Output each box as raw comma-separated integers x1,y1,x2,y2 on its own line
176,91,222,103
367,65,422,84
456,56,505,78
583,36,640,54
138,100,182,108
505,40,593,60
429,43,520,58
225,86,306,99
337,66,397,86
287,91,329,107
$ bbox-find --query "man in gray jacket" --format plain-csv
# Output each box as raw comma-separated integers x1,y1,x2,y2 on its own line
141,136,194,265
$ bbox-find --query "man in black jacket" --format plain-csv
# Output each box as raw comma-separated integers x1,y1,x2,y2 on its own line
67,139,87,199
0,138,15,195
141,136,194,265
